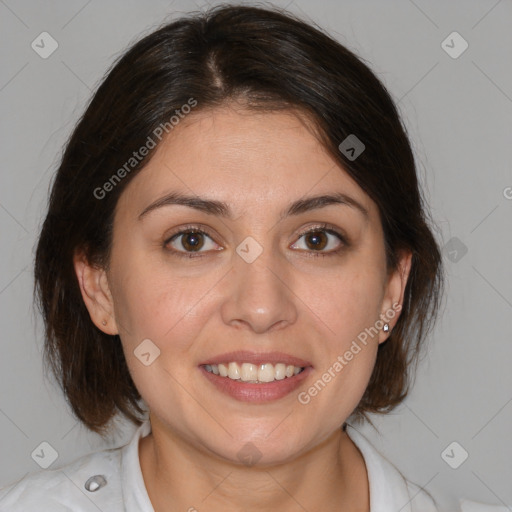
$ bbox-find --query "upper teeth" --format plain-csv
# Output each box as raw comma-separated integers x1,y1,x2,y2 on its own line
204,362,304,383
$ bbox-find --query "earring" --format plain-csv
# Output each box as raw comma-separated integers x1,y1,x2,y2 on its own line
102,320,107,326
383,323,389,333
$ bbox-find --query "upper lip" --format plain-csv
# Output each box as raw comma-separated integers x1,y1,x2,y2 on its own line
200,350,312,368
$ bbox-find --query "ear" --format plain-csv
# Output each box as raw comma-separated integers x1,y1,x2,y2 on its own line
73,251,118,335
378,249,413,344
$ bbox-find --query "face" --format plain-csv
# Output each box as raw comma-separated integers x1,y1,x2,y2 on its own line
76,105,410,465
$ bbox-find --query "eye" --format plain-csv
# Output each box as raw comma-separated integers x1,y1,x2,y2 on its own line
164,226,221,258
164,223,348,259
290,224,347,256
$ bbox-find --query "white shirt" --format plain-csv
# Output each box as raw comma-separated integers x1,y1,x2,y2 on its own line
0,420,440,511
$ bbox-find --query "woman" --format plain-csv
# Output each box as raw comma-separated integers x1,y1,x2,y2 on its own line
0,4,444,511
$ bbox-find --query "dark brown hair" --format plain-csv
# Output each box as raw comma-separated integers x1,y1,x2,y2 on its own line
34,3,444,436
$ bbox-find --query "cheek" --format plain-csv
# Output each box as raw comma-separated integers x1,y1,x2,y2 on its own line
301,261,384,344
111,264,217,405
111,251,222,351
297,257,384,403
297,273,381,428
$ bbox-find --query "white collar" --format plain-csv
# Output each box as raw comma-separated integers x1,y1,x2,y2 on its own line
345,424,414,512
120,418,154,511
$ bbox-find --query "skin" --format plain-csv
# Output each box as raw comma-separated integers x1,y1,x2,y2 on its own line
75,103,412,512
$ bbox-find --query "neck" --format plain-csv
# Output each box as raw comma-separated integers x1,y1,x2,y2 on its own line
139,416,369,512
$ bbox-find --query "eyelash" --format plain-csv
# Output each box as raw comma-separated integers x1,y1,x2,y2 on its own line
163,223,349,260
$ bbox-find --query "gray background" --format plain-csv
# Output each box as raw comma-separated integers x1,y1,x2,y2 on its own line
1,1,511,510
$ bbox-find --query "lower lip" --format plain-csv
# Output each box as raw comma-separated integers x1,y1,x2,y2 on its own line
199,365,313,402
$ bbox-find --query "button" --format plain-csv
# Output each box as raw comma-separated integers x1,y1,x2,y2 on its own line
85,475,107,492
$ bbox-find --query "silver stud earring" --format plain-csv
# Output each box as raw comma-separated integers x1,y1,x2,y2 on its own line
102,320,107,326
383,323,389,333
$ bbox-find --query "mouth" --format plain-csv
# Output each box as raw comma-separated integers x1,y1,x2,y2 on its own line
199,351,313,402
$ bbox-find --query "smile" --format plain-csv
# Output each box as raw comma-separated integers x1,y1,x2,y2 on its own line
203,362,304,383
200,364,312,402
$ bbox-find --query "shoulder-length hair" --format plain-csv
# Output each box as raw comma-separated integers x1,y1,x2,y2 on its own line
34,3,444,435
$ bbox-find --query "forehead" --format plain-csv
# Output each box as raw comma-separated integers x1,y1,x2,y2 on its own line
117,106,377,221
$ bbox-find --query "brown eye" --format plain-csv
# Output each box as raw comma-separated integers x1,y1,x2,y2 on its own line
165,228,220,257
304,231,328,251
180,231,205,252
290,226,347,256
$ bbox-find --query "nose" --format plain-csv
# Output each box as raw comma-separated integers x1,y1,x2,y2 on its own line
220,245,298,334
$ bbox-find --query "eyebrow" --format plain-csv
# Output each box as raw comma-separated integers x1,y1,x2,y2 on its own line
138,191,369,222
